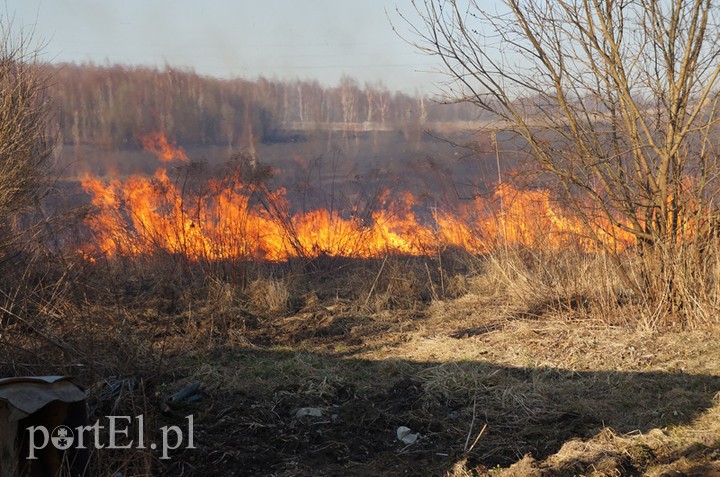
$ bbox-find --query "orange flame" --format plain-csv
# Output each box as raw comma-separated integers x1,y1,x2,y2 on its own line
140,132,190,163
79,163,636,261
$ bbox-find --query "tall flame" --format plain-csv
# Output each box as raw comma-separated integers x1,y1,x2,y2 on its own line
140,132,190,163
77,132,639,260
79,169,636,261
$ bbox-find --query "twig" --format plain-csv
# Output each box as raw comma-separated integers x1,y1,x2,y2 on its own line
464,385,488,454
364,255,388,308
467,423,488,454
425,262,438,301
464,389,478,451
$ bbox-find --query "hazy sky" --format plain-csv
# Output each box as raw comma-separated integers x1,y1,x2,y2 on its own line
8,0,490,93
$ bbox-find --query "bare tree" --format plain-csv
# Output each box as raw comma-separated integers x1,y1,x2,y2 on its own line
0,19,53,255
405,0,720,320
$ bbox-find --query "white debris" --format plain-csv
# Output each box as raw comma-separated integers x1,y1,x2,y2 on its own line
295,407,323,419
396,426,420,445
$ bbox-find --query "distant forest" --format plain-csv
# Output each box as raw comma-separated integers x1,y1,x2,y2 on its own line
45,64,481,149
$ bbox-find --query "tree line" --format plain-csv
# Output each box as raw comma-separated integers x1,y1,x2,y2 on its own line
45,63,480,148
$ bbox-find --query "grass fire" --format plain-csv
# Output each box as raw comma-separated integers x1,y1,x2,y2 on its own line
80,133,635,262
4,2,720,476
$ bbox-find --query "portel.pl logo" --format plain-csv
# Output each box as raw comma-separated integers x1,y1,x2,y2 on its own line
26,415,195,460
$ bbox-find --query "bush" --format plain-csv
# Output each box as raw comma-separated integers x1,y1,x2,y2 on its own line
0,21,52,257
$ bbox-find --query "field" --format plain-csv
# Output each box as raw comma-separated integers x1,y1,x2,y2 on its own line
3,247,720,476
2,130,720,476
5,4,720,474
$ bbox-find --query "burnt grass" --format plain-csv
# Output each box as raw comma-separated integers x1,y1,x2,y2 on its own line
2,253,720,476
161,348,720,476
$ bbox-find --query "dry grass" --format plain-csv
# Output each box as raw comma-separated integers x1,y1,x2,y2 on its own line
364,257,433,312
245,277,291,317
476,247,624,321
2,244,720,475
462,243,720,332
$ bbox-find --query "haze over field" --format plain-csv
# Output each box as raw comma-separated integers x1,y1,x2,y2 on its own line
10,0,503,93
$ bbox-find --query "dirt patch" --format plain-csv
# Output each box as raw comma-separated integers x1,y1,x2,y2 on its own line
150,334,720,476
162,377,462,476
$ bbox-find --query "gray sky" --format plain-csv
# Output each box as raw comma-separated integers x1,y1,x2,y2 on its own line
9,0,471,93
